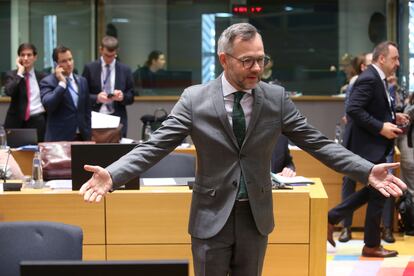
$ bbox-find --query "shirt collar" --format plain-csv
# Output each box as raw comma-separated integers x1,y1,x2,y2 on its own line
221,73,253,97
26,67,35,77
68,73,75,81
100,56,116,69
372,64,386,81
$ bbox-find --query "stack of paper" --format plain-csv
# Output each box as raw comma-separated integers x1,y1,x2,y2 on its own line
91,111,120,129
45,179,72,189
271,173,314,185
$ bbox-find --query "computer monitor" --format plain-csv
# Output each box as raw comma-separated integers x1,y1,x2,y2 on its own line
5,128,38,147
71,143,139,190
20,260,189,276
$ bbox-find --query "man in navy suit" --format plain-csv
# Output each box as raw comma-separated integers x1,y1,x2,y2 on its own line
328,41,410,257
82,36,134,137
4,43,47,141
40,45,91,141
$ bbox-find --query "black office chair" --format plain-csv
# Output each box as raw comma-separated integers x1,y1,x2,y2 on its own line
5,128,38,147
0,221,83,276
141,153,196,178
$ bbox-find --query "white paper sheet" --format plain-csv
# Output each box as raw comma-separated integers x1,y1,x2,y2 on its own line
271,173,314,184
142,178,177,186
46,179,72,189
91,111,121,129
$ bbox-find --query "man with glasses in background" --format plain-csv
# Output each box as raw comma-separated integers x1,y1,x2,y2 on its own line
82,35,134,137
79,23,406,276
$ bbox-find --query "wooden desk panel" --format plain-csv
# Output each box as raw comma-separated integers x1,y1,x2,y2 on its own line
264,244,309,276
270,190,309,243
106,187,192,244
0,190,105,245
83,245,106,260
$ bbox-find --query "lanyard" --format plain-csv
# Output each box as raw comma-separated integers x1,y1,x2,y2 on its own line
103,66,111,87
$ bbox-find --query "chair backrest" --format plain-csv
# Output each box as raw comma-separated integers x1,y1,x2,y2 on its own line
5,128,38,148
141,153,196,178
0,221,83,276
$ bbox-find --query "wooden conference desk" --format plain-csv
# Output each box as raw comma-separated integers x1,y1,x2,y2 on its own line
11,144,398,229
0,189,106,259
0,180,327,276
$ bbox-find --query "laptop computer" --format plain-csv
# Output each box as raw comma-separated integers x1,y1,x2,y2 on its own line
5,128,38,147
71,143,139,190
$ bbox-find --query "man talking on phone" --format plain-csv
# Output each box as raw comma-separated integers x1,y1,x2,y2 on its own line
82,36,134,137
4,43,47,141
40,45,91,141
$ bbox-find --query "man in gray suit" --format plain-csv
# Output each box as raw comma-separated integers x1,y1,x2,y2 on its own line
80,23,406,276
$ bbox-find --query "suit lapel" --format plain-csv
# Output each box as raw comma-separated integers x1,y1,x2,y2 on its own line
244,84,263,146
114,61,120,90
97,60,103,91
369,66,393,117
211,77,239,149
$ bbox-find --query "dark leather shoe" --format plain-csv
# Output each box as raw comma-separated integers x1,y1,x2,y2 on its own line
338,227,352,242
382,228,395,243
327,223,336,247
362,245,398,258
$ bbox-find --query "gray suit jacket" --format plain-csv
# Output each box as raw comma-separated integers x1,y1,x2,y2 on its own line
107,76,373,239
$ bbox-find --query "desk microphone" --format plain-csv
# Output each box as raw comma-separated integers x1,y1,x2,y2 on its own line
1,147,11,190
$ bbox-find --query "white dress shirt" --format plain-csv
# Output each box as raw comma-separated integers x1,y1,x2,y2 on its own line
19,68,45,115
221,74,253,128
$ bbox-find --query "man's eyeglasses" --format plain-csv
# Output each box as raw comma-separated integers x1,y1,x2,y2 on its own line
226,53,270,69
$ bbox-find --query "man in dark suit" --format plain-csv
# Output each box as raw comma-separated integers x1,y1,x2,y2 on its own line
40,45,91,141
271,134,295,176
79,24,406,276
4,43,47,141
82,36,134,137
328,41,410,258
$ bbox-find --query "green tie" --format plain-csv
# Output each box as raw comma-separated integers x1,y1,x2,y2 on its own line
232,91,247,199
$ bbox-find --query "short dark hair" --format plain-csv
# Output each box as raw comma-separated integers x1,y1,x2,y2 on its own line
17,43,37,56
52,45,71,62
145,50,163,67
101,36,119,51
372,41,398,62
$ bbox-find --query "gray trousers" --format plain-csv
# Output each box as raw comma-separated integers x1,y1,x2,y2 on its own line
191,201,268,276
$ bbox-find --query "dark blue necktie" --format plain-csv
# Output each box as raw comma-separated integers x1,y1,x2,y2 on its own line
66,77,78,108
232,91,247,199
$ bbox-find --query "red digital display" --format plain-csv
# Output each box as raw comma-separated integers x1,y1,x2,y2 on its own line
232,5,263,14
